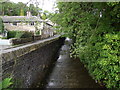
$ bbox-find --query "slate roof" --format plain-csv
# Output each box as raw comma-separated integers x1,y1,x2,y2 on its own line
0,16,43,23
45,19,54,26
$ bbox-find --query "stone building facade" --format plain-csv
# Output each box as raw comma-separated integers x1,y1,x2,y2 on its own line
0,16,43,35
0,13,55,37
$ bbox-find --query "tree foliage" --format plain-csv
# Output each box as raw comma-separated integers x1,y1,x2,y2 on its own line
0,1,42,16
52,2,120,88
0,17,4,33
20,8,24,16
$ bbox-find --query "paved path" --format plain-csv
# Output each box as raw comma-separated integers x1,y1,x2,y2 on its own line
44,38,101,88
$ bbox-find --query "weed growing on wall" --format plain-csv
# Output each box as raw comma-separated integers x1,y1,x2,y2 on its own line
0,78,13,89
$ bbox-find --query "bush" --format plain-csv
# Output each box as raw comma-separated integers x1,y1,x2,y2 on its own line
54,2,120,88
7,31,17,39
79,32,120,88
7,31,33,39
20,31,33,38
1,37,7,39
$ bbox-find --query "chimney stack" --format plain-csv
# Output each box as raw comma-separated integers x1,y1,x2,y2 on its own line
27,11,32,17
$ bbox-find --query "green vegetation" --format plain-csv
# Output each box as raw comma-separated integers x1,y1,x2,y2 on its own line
41,10,51,20
41,13,47,20
0,78,13,89
51,2,120,88
0,17,4,34
0,1,42,16
20,8,24,16
7,31,33,39
35,30,41,35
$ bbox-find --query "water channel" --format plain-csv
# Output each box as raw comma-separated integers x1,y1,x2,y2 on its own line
39,38,102,88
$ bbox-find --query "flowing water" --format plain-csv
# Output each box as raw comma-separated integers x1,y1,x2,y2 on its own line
42,38,102,88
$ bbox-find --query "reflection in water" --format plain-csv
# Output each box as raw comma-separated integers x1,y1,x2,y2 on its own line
48,82,54,86
58,55,62,60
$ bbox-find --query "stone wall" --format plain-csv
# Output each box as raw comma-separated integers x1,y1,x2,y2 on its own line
4,23,36,32
1,36,65,88
10,37,33,45
10,35,50,45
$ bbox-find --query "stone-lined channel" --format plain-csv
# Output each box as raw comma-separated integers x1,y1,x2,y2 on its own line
40,38,103,88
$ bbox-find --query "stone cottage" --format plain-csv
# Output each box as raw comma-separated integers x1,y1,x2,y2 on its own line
41,19,55,38
0,12,55,38
0,13,43,35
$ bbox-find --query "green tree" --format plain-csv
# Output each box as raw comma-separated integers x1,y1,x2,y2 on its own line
1,1,41,16
41,13,47,20
29,4,38,16
17,2,28,16
52,2,120,88
20,8,24,16
0,17,4,34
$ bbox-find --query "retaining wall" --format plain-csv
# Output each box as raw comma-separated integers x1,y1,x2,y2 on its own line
1,35,65,88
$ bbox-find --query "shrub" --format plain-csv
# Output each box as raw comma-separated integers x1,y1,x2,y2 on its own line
20,31,33,38
35,30,41,35
54,2,120,88
79,32,120,88
7,31,33,39
15,31,25,38
7,31,17,39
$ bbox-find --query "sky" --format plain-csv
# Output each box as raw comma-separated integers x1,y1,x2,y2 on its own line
10,0,56,12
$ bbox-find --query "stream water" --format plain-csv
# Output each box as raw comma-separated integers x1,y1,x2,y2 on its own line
41,38,102,88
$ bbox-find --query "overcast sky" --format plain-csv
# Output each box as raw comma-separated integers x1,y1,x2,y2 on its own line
10,0,56,12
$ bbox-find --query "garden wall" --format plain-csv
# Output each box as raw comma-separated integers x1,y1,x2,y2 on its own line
10,35,51,45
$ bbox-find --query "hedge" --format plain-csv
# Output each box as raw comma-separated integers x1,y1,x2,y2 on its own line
7,31,33,39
